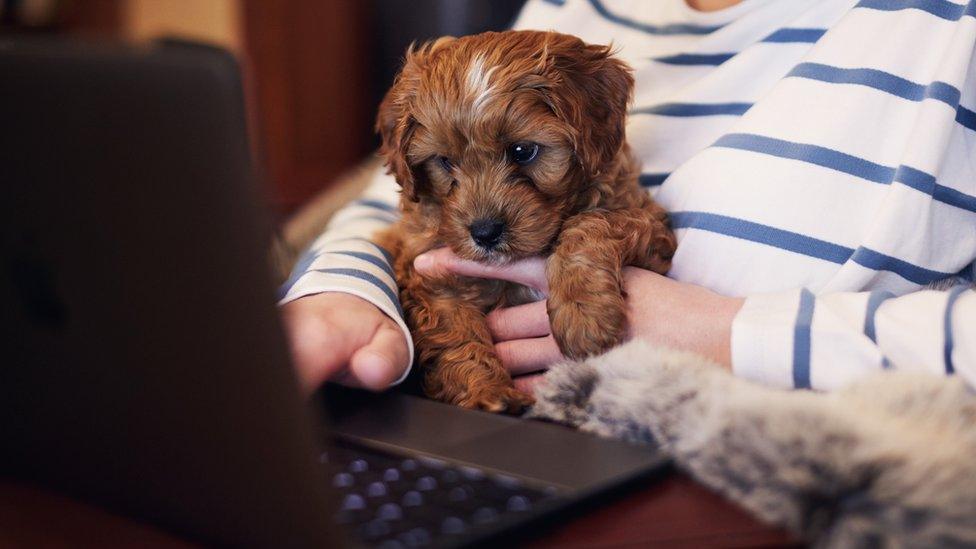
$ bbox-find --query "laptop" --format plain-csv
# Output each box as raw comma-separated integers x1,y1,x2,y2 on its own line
0,38,669,548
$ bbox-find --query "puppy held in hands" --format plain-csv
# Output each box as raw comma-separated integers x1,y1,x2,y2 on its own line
374,30,676,413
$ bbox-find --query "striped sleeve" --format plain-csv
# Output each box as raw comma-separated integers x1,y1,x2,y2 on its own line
732,283,976,391
278,167,414,385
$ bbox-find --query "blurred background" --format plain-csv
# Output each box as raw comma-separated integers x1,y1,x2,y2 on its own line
0,0,526,218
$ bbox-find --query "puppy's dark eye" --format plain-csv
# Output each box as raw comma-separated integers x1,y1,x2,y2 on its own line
508,142,539,165
438,156,455,172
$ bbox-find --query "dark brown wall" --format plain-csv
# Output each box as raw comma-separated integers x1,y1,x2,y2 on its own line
242,0,375,216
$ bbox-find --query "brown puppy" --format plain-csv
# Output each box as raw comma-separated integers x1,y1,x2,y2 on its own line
374,30,676,413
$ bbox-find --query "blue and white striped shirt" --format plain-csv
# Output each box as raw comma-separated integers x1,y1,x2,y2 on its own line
281,0,976,390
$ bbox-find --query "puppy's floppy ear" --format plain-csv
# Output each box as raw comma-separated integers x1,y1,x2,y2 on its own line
376,36,456,202
537,34,634,178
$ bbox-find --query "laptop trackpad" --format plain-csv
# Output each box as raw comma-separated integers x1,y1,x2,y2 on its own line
323,388,666,491
323,388,514,450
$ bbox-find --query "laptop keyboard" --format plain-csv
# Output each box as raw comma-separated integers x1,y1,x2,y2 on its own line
323,440,563,548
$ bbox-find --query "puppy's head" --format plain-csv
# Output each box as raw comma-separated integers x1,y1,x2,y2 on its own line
377,30,633,262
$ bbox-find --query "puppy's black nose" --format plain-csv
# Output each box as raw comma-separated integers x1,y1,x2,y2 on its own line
469,218,506,249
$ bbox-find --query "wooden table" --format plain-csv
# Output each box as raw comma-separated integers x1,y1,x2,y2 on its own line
529,472,797,548
1,472,796,548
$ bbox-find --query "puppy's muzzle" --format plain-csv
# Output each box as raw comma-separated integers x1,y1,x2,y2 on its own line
469,218,506,250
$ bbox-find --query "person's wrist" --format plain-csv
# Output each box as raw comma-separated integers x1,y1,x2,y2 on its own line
705,293,744,370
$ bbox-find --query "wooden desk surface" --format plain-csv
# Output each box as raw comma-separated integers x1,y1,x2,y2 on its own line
1,472,796,548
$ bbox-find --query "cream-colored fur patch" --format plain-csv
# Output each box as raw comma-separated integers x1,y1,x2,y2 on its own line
466,55,498,112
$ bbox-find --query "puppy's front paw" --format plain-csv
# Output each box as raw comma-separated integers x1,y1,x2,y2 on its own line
457,383,535,414
548,283,627,360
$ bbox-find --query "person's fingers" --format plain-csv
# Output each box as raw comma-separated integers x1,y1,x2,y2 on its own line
414,247,549,292
513,373,546,395
495,335,563,376
487,301,550,342
347,321,411,391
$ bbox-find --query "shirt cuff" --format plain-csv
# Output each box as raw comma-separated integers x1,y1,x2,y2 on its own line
278,239,414,387
279,277,415,387
730,289,803,389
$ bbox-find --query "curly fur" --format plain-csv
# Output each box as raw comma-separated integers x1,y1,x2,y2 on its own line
374,30,676,412
529,339,976,548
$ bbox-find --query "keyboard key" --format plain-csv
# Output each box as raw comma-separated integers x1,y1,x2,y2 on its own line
342,494,366,511
326,441,562,547
333,472,354,488
399,528,431,547
440,469,459,484
472,506,499,525
377,502,403,521
361,518,390,540
441,516,466,535
415,476,437,491
401,490,423,507
448,486,470,502
507,495,531,512
367,482,387,498
494,474,522,488
460,466,485,481
419,456,446,469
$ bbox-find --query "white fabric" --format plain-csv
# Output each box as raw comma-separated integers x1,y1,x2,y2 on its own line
281,0,976,390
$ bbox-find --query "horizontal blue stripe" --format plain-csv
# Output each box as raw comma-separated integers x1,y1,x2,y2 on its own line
639,173,670,187
365,241,395,266
342,214,399,225
793,288,815,389
314,267,404,317
913,176,976,213
714,133,895,183
330,250,397,282
633,102,752,117
857,0,976,21
669,211,854,264
354,198,399,214
864,290,894,343
277,248,321,300
587,0,722,35
714,134,976,213
944,284,971,374
539,0,566,5
276,239,401,302
653,52,734,66
893,165,936,194
651,27,827,68
787,63,960,108
957,106,976,131
671,211,958,285
787,62,976,137
851,247,955,285
761,28,826,43
326,237,396,266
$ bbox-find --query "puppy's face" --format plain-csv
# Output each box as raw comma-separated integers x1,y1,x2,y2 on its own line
378,31,633,263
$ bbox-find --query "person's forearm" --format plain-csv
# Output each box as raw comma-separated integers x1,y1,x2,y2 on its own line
279,166,415,385
731,285,976,391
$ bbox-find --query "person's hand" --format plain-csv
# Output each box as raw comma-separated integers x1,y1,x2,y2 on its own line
414,248,744,391
280,292,410,394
